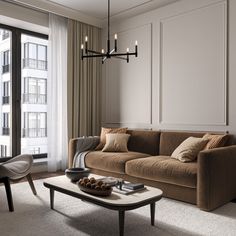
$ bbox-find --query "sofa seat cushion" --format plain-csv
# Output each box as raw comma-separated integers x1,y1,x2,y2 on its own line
126,156,197,188
85,151,150,174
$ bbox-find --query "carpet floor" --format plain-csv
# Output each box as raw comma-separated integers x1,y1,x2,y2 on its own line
0,179,236,236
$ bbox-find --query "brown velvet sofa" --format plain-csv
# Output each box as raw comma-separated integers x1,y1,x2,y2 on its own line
68,130,236,211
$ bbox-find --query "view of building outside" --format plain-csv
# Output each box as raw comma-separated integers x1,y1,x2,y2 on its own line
0,29,48,157
0,29,11,157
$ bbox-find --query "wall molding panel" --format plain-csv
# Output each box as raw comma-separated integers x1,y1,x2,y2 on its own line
158,1,227,126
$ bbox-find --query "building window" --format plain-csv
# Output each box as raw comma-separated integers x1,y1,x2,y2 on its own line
2,30,10,40
23,112,47,138
2,112,9,135
0,145,7,157
2,50,10,74
23,77,47,104
2,81,10,104
23,43,47,70
30,147,40,154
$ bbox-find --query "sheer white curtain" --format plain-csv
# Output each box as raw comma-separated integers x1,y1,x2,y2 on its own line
48,13,68,171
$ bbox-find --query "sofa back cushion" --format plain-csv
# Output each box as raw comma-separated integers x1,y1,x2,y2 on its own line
127,130,161,156
159,131,204,156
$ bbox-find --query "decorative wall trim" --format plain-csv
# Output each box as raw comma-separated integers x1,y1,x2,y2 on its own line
158,0,228,126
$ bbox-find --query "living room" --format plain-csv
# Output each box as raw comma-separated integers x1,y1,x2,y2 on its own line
0,0,236,235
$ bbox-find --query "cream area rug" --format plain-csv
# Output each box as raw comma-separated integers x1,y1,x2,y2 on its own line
0,179,236,236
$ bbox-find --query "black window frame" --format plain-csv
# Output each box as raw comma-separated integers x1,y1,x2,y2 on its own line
0,23,48,160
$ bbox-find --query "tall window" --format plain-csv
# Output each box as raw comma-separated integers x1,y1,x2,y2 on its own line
0,25,48,159
21,34,48,156
0,28,11,158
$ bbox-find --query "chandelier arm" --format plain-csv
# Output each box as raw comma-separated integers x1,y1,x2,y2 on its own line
82,54,105,58
109,52,137,57
109,48,115,54
87,49,104,55
111,56,127,61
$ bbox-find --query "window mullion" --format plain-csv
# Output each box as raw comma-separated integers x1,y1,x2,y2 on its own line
10,29,21,157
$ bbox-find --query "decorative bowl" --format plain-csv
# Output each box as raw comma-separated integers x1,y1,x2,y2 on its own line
78,184,112,196
65,168,90,182
78,177,113,196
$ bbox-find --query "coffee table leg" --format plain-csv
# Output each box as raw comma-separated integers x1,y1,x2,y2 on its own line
50,189,54,209
150,202,155,226
119,210,125,236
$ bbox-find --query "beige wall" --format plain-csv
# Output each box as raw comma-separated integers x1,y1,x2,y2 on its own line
101,0,236,135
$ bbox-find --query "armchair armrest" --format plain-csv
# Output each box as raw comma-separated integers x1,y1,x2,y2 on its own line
197,145,236,211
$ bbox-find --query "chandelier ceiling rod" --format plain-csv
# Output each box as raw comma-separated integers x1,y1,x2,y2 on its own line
81,0,138,63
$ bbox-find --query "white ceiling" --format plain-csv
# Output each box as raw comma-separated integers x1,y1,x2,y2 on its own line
46,0,179,20
9,0,179,27
47,0,151,19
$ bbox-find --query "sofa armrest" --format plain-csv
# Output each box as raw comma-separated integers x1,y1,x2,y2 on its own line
197,145,236,211
68,138,79,168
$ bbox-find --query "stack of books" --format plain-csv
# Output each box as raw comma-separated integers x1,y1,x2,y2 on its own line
97,177,146,195
113,182,146,195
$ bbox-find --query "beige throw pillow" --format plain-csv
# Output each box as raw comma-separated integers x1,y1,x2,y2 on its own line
202,133,228,150
95,127,128,150
102,133,130,152
171,137,209,162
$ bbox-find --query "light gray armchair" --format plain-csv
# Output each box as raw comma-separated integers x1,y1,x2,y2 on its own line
0,154,37,212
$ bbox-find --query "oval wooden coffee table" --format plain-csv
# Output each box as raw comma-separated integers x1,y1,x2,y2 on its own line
44,175,163,236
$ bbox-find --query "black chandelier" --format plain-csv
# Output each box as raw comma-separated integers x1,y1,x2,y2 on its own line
81,0,138,64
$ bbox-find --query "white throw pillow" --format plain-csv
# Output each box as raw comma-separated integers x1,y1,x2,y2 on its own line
171,137,209,162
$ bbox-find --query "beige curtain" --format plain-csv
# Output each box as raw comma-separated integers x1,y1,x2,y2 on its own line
67,20,101,139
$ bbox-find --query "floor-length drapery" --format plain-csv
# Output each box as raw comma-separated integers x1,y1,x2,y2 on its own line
48,14,68,171
67,20,101,139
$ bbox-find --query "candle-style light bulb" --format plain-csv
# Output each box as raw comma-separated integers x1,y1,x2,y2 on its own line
114,34,118,52
135,40,138,46
85,36,88,53
127,48,129,53
81,44,84,60
101,49,105,54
